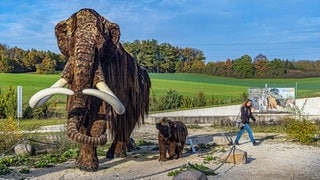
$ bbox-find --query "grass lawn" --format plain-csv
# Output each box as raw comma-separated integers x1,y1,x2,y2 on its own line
1,72,320,105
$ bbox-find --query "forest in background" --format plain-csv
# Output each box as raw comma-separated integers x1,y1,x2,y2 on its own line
1,40,320,78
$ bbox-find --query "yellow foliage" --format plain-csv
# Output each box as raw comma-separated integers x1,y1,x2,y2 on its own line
0,116,22,153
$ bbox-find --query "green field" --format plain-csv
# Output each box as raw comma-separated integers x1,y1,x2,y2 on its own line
149,73,320,98
0,73,65,104
1,73,320,105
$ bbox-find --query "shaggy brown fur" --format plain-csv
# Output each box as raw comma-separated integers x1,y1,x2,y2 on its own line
156,117,188,161
54,8,150,171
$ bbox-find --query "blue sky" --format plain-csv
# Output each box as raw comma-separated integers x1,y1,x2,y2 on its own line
0,0,319,62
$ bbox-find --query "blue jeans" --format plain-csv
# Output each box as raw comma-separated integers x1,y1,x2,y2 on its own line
235,123,255,143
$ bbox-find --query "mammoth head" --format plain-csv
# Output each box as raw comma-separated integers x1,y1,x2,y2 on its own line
55,8,120,59
156,117,174,138
29,9,125,146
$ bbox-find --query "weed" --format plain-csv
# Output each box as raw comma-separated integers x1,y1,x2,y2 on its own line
186,124,202,129
167,163,216,177
167,164,188,176
203,155,214,164
136,140,155,146
0,163,10,175
19,167,30,174
62,148,79,159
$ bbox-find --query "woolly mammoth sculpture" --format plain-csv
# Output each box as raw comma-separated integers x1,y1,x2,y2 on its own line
156,117,188,161
29,8,150,171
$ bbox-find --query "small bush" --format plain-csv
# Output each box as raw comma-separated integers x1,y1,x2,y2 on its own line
180,96,193,108
157,89,182,110
284,117,318,144
0,86,17,119
193,92,206,107
0,116,22,153
149,89,244,111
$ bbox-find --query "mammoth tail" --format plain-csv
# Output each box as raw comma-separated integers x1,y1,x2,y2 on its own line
67,119,107,146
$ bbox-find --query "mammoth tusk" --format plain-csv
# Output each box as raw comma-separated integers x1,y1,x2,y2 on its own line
29,78,69,108
51,78,68,88
95,81,116,96
94,81,125,114
29,88,74,108
82,89,125,115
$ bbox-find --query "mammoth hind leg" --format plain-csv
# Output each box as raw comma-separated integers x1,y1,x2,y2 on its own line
106,139,116,159
114,141,127,157
106,139,127,158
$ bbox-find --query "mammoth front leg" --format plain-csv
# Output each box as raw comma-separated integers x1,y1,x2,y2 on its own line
76,119,106,171
158,135,168,162
168,141,178,160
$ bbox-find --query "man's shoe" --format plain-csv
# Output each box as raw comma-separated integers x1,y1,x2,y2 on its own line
234,142,240,145
253,141,259,146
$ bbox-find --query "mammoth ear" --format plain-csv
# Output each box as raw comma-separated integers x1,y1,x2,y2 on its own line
102,19,120,46
55,15,76,57
109,23,120,45
55,20,69,57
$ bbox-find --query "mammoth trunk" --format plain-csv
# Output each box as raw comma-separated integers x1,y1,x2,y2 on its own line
67,118,107,146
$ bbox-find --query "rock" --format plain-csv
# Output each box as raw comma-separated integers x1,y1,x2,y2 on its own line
213,135,232,146
173,170,208,180
14,143,35,156
187,135,213,146
220,148,247,164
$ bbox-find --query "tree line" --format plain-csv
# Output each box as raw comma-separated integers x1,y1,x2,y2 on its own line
0,43,65,74
1,41,320,78
123,40,320,78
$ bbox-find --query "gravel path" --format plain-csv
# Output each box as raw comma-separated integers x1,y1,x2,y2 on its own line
2,124,320,180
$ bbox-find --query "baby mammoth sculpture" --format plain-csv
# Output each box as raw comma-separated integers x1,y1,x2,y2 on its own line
29,8,150,171
156,117,188,162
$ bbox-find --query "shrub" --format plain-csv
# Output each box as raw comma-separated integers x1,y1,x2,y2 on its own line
0,86,17,119
206,95,220,105
157,89,182,110
284,117,318,144
148,90,158,111
23,98,58,119
192,92,206,107
149,89,244,111
180,96,193,108
0,116,22,153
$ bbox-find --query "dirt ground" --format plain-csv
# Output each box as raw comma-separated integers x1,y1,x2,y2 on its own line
1,124,320,180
